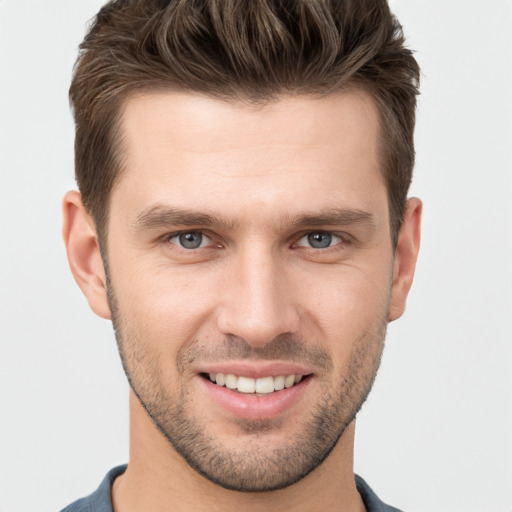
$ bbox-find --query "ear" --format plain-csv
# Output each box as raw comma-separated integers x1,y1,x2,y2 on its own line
62,190,111,319
389,197,422,322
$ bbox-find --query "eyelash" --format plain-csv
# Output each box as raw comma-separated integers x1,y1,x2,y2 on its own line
294,231,345,250
162,230,351,251
163,230,216,250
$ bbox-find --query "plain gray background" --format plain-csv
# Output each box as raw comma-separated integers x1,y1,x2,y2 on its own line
1,1,511,511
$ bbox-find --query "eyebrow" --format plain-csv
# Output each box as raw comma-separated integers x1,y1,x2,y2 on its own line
134,205,375,231
134,206,241,231
288,209,375,229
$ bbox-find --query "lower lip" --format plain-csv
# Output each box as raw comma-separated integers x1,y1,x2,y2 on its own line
197,375,311,420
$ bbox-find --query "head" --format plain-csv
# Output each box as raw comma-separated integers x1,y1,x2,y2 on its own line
64,0,421,494
70,0,419,248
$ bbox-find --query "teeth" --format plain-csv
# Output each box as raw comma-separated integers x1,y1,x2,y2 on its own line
237,376,255,393
225,374,238,390
208,373,305,394
274,375,285,391
255,376,274,394
284,375,295,388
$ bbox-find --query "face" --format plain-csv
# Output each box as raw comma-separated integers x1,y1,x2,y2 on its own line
104,91,395,491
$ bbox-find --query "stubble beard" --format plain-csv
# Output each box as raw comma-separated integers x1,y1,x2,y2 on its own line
107,280,388,492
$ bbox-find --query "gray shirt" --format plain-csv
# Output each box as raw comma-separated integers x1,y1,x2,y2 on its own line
60,465,403,512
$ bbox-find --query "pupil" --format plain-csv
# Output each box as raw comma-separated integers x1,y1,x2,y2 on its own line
308,232,331,249
179,232,202,249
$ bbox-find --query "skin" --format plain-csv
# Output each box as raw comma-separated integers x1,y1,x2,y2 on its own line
63,90,422,512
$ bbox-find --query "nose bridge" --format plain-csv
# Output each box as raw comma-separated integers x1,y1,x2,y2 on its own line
216,241,298,347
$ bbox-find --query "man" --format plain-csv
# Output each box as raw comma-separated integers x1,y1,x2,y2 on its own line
61,0,421,510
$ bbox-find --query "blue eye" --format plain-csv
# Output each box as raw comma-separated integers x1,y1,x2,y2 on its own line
169,231,209,249
308,232,331,248
297,232,343,249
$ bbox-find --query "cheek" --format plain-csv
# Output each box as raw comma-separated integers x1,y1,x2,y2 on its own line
111,263,220,359
296,265,392,361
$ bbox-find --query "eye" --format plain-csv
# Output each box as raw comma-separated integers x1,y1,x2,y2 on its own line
168,231,211,249
296,231,343,249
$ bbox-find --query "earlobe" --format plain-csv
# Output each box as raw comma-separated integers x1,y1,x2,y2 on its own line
389,197,422,322
62,190,112,319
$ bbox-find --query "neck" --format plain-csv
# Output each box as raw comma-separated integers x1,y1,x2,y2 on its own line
112,391,365,512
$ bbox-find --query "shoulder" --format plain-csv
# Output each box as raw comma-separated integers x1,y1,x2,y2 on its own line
59,465,127,512
60,497,92,512
355,475,404,512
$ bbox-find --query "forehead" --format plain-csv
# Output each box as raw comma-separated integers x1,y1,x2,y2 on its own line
111,90,385,226
119,90,380,165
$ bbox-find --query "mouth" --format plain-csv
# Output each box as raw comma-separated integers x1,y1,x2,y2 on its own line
202,372,309,395
196,363,314,420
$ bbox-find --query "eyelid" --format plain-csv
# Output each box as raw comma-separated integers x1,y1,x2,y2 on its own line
294,231,347,248
160,229,351,251
164,229,216,249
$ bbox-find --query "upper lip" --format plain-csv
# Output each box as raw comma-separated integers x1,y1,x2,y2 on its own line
196,361,314,378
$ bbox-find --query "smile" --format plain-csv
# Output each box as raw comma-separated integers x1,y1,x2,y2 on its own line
198,367,313,420
207,373,305,394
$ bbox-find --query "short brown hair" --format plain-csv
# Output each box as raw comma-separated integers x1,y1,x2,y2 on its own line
70,0,420,245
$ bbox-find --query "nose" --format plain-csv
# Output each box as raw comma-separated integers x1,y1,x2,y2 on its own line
216,245,300,348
